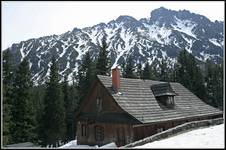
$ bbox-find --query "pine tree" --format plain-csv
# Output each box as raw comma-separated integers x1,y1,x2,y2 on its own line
206,60,215,102
159,59,169,81
68,83,79,140
11,58,37,143
62,75,69,143
63,74,77,142
141,62,150,79
96,36,110,75
215,61,223,109
175,50,192,89
3,50,13,145
33,85,46,145
136,62,142,79
63,75,69,111
168,63,177,82
75,51,95,141
77,51,95,106
121,61,126,77
175,50,206,100
41,57,66,147
192,65,206,100
150,63,158,80
205,59,223,109
123,55,136,78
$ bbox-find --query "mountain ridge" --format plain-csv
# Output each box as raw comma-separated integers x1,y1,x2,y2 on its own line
4,7,224,85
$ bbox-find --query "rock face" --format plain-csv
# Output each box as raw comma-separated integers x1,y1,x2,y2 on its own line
4,7,224,85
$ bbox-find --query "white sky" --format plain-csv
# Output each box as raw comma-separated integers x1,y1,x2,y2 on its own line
1,1,224,50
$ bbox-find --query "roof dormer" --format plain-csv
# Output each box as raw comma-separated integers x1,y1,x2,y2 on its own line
151,82,177,109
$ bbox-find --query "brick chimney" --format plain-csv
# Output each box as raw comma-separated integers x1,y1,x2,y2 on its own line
112,66,120,92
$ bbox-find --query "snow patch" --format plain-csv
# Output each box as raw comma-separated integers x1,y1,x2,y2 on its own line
59,140,98,148
138,45,145,57
105,27,115,44
161,50,167,59
59,44,69,57
182,34,193,53
32,68,44,85
20,43,25,61
29,59,32,69
100,142,117,148
209,38,222,47
112,27,135,68
199,51,221,62
200,51,211,61
134,124,224,148
75,40,90,60
67,72,74,85
36,54,42,68
88,29,98,44
59,140,117,149
36,45,42,52
172,16,197,39
60,60,70,75
173,40,181,48
143,23,172,45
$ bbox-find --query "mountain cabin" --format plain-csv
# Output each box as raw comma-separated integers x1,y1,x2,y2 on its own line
75,66,223,147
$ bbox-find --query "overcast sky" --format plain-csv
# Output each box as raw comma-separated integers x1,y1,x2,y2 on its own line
1,1,224,50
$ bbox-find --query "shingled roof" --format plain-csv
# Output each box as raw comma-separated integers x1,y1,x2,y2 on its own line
97,75,222,124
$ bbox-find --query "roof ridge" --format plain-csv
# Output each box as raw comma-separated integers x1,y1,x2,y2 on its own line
97,74,180,83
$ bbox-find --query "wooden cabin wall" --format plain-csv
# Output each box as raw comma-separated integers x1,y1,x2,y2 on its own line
82,81,124,113
77,114,222,146
77,121,134,147
76,80,138,146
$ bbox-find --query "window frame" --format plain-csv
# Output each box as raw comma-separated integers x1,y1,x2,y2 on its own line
81,124,87,137
95,125,104,141
167,96,174,105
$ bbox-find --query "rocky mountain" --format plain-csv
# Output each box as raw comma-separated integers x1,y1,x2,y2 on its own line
4,7,224,85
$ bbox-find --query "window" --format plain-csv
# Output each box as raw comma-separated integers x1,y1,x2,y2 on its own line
156,96,175,109
96,98,103,112
81,124,87,137
167,96,174,105
157,128,163,133
95,126,104,141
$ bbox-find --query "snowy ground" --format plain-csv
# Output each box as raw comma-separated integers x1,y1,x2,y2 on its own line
6,142,41,148
59,140,117,149
59,124,224,149
134,124,225,148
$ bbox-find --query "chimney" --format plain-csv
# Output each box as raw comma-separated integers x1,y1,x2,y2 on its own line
112,66,120,92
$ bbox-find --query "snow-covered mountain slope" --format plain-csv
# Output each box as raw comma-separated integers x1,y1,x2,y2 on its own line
5,7,224,85
134,124,224,148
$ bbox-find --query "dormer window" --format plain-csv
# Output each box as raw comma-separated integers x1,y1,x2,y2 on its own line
166,96,174,108
151,82,177,109
167,96,174,105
